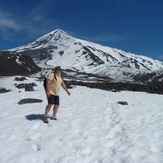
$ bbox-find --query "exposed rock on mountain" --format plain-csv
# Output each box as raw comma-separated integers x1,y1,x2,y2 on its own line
0,51,41,76
6,29,163,83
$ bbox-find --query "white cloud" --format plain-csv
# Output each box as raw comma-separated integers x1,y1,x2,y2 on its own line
0,0,62,42
93,33,124,43
79,32,127,44
0,11,20,31
144,50,163,61
0,7,55,41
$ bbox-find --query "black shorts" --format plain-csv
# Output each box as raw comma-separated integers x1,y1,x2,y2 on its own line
47,94,59,105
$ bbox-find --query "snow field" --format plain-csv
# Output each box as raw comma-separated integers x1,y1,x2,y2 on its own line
0,76,163,163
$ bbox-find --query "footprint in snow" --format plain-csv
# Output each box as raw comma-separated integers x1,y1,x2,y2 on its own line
31,143,41,151
32,122,41,130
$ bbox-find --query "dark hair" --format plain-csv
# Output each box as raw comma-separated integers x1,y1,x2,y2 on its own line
55,66,61,70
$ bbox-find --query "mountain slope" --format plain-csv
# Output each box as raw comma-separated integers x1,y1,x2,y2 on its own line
8,29,163,82
0,51,41,76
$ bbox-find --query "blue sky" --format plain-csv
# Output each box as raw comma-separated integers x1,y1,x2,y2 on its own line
0,0,163,61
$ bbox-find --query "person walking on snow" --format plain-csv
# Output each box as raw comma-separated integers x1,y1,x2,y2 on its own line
42,66,70,123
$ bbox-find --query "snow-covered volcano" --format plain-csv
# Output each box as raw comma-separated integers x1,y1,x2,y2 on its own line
9,29,163,82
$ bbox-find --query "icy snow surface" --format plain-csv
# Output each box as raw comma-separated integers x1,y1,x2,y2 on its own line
0,76,163,163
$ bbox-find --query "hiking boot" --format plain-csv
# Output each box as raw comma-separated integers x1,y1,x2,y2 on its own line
51,117,57,120
42,117,48,123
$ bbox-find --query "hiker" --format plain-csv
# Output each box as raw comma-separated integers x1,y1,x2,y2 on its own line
42,66,70,123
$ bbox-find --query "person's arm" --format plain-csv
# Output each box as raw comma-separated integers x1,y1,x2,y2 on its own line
61,81,70,95
46,79,51,97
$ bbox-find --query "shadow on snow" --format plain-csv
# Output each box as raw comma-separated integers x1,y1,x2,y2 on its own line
25,114,43,121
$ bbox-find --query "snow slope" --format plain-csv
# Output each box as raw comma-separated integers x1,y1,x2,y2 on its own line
0,76,163,163
8,29,163,82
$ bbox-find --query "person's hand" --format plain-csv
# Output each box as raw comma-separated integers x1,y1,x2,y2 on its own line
67,90,70,95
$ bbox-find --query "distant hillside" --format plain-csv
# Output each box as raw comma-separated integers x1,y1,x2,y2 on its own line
0,51,41,76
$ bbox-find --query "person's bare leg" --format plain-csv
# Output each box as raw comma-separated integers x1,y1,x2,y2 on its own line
52,105,59,118
44,104,53,117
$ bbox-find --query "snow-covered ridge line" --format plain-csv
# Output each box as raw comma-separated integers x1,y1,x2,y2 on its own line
8,29,163,82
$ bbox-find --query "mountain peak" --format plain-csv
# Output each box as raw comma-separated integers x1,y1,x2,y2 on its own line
8,29,163,82
36,29,73,43
53,29,68,35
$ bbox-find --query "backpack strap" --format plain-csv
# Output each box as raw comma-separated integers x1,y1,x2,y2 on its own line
52,72,57,82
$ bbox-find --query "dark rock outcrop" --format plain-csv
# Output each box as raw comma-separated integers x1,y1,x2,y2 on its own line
15,83,37,89
15,77,27,81
117,101,128,105
18,98,43,105
66,80,163,95
25,83,34,91
0,87,10,93
0,51,41,76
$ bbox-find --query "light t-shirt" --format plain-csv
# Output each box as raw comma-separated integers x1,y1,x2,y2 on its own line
47,73,63,96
